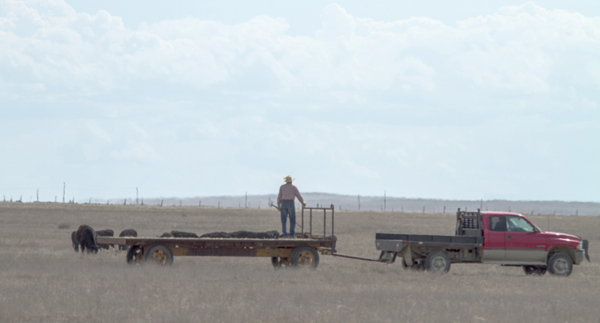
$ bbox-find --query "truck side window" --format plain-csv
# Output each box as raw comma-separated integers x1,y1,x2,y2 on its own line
506,216,535,233
489,216,506,231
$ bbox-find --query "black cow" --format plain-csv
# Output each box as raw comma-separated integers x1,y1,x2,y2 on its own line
75,225,98,254
95,229,114,249
118,229,137,250
170,231,198,238
71,231,79,252
159,232,174,238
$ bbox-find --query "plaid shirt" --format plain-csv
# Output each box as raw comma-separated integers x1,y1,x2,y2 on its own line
277,183,304,205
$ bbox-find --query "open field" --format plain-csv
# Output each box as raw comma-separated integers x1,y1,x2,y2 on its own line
0,202,599,323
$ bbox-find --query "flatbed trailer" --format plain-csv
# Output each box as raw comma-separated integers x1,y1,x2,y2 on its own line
97,205,339,269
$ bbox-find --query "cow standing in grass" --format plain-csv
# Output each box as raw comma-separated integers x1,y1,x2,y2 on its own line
71,231,79,252
118,229,137,250
75,225,98,254
95,229,114,249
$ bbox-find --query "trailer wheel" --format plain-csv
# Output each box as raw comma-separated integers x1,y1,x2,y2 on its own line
291,246,319,269
144,244,174,265
548,253,572,276
425,251,451,273
523,265,547,275
126,246,143,265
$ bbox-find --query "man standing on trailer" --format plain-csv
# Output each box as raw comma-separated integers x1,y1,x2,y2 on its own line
277,175,306,238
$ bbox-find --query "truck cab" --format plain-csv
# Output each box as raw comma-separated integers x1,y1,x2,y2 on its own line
460,210,589,275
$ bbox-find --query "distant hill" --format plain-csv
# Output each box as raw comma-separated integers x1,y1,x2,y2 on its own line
109,193,600,216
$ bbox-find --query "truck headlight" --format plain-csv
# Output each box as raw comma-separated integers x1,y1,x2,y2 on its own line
577,240,583,250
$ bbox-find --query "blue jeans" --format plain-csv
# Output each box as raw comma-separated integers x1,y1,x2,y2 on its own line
280,200,296,236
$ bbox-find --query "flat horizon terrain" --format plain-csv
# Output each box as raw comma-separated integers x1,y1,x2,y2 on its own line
0,202,598,323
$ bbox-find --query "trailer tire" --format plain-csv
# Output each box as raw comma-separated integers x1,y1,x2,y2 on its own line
144,244,174,265
291,246,319,269
425,251,451,273
547,253,572,276
523,265,547,276
126,246,143,265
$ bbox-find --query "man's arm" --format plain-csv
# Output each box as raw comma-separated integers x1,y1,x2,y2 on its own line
293,186,305,205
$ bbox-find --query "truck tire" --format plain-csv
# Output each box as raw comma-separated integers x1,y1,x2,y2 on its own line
547,253,573,276
523,265,547,275
290,246,319,269
425,251,451,273
144,244,174,265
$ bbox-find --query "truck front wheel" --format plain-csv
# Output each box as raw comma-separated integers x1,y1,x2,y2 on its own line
425,251,451,273
548,253,573,276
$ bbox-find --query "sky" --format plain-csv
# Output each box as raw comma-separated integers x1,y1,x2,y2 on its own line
0,0,599,202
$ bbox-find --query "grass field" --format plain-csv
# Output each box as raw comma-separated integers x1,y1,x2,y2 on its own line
0,202,598,323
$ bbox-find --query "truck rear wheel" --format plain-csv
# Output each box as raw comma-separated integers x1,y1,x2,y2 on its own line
548,253,572,276
425,251,451,273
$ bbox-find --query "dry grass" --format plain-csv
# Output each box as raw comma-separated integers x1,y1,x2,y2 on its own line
0,202,599,323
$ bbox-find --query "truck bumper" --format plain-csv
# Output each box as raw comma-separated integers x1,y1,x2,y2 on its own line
574,250,584,265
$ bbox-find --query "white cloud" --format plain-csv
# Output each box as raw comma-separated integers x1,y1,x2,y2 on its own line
1,0,597,102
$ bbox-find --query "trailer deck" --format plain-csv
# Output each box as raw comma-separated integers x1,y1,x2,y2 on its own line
97,205,338,269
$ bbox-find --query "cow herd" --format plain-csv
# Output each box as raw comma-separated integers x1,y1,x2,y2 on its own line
70,226,282,253
71,225,138,253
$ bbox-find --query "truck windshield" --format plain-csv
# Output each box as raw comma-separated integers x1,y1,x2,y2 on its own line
506,216,535,233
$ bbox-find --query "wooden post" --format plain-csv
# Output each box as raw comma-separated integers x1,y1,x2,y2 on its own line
136,188,139,205
358,195,361,211
62,183,65,203
443,206,446,214
160,199,164,207
384,190,386,212
141,199,144,206
124,199,126,205
36,189,39,202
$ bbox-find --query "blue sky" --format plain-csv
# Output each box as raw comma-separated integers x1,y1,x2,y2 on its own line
0,0,599,202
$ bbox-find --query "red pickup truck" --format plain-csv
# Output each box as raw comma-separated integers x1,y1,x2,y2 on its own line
376,210,590,276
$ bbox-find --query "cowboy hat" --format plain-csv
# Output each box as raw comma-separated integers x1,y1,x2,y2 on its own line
283,175,294,182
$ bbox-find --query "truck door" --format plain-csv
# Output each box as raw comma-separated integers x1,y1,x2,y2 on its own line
482,215,506,262
504,216,547,264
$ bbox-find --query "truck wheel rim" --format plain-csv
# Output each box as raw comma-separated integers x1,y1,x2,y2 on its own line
150,249,168,264
431,257,446,271
297,251,314,266
553,258,568,274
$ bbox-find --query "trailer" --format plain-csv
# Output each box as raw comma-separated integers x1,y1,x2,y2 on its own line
97,205,340,269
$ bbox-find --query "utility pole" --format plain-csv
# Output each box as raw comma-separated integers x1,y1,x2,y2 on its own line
136,187,139,205
358,195,361,211
36,189,39,202
62,182,65,203
384,190,386,212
